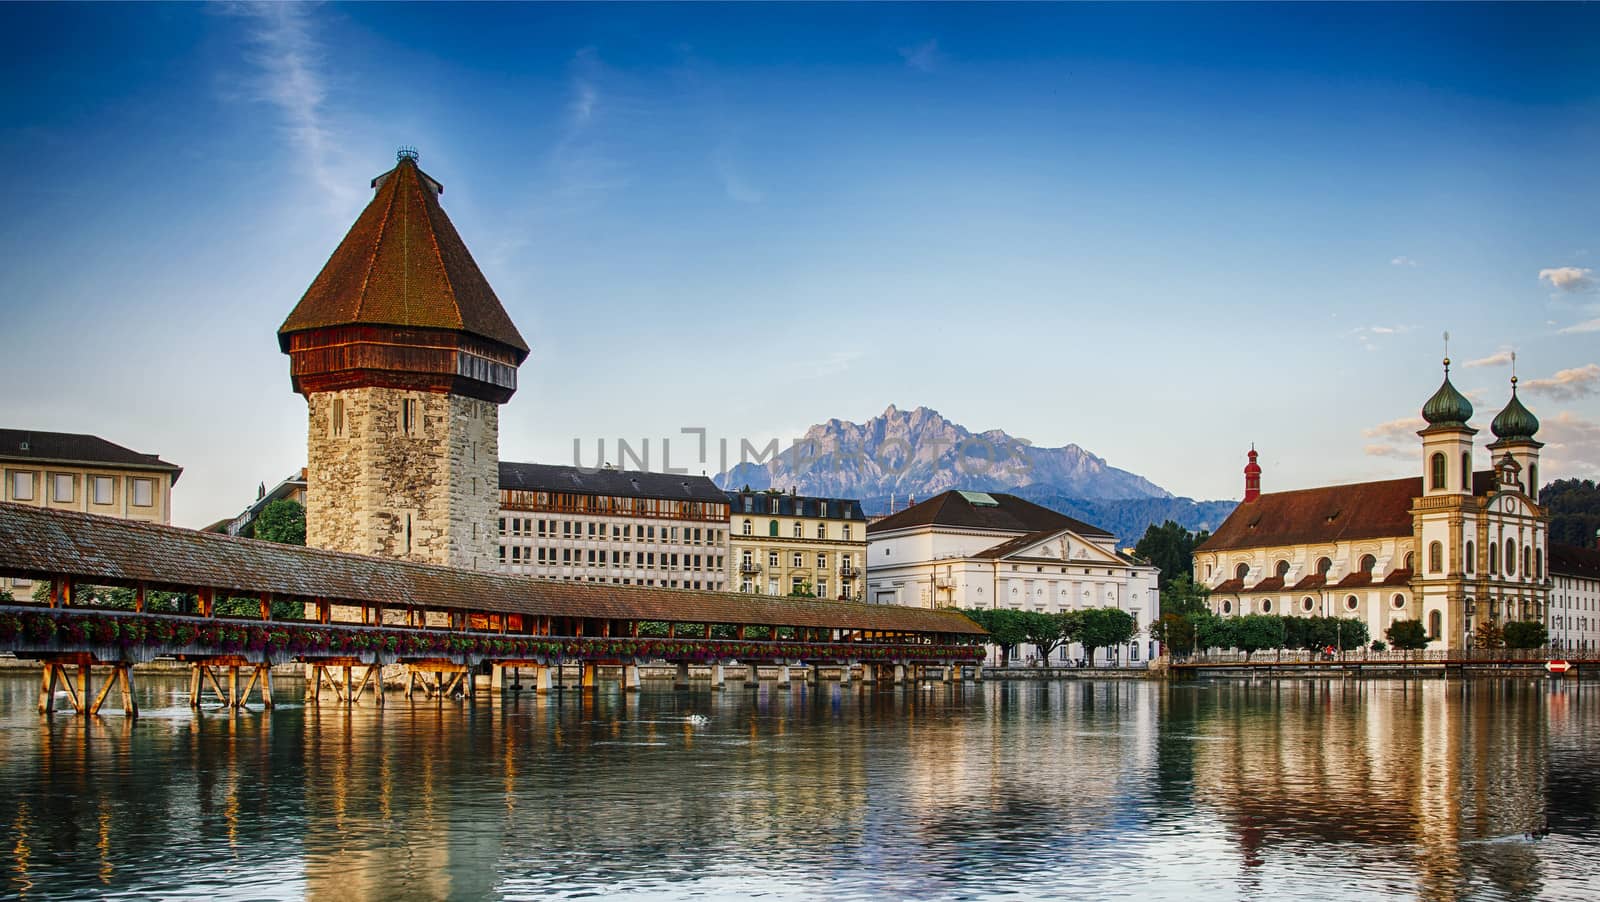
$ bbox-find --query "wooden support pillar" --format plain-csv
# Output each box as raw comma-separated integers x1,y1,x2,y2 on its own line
941,663,953,684
190,663,204,708
674,662,690,689
39,663,59,715
623,663,641,692
894,664,906,685
238,666,262,710
746,663,760,688
776,664,791,686
491,663,505,692
838,661,851,685
534,664,551,695
228,666,240,709
580,663,597,691
807,664,819,685
134,585,146,613
342,665,354,705
465,666,476,702
76,664,92,716
260,666,274,710
973,661,984,682
371,665,384,708
118,665,138,717
709,662,725,690
951,662,964,683
306,664,321,703
89,667,117,715
860,662,876,684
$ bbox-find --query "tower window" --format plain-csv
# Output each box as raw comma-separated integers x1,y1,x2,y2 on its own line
401,397,419,436
1461,452,1470,491
1529,464,1538,500
1465,541,1474,573
1505,539,1516,576
1430,453,1446,490
1428,541,1443,574
331,397,346,438
1489,542,1498,574
1359,554,1376,575
1429,610,1442,639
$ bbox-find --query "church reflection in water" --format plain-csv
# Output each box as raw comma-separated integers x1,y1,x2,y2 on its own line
1,675,1596,900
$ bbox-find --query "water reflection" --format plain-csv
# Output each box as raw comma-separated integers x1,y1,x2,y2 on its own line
0,675,1594,900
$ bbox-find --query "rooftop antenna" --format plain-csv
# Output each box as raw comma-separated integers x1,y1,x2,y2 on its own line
1442,331,1451,370
397,146,419,163
1511,350,1518,387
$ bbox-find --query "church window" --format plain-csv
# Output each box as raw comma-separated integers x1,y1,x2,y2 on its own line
1261,599,1273,613
1523,546,1531,577
1536,549,1544,580
1430,453,1446,490
1276,560,1291,578
1489,542,1498,574
1392,594,1406,610
1235,563,1250,580
1429,610,1442,639
1302,597,1315,612
1505,539,1516,576
1529,464,1538,500
1428,542,1443,573
1317,557,1333,578
1461,452,1471,490
1345,595,1359,611
1359,554,1377,575
1222,600,1232,614
1465,542,1474,573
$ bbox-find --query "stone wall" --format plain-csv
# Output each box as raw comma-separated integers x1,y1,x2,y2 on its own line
305,387,500,572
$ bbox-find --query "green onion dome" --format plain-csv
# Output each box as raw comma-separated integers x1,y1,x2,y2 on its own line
1421,360,1474,427
1490,378,1540,441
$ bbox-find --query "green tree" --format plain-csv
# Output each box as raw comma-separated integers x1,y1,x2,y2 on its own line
1386,619,1429,656
1149,612,1197,658
1542,478,1600,547
1191,612,1234,654
788,581,816,598
963,608,1029,666
1503,620,1548,649
252,498,307,545
1134,521,1212,590
1233,614,1282,660
1474,622,1503,650
1018,610,1070,664
1160,574,1211,618
1077,607,1137,666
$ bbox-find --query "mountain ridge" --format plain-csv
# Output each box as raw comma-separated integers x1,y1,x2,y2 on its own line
715,405,1234,543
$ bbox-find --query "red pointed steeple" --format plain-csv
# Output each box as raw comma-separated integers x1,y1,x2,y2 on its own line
1243,446,1262,502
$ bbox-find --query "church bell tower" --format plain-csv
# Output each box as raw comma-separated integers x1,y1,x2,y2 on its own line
279,149,529,570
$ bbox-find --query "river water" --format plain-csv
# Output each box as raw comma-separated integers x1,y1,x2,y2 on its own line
0,672,1595,901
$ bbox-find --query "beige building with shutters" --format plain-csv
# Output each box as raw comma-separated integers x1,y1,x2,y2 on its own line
727,489,866,601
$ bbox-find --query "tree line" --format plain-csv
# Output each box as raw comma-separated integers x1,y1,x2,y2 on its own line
956,607,1138,667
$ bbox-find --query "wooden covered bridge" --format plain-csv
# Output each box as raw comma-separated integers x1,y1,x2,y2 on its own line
0,502,984,716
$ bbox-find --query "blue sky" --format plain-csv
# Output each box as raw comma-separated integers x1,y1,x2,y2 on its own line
2,3,1597,528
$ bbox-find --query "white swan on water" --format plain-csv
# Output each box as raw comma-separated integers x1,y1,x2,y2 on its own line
685,714,710,725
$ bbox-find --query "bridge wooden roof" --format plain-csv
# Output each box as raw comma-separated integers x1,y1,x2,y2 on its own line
0,503,981,636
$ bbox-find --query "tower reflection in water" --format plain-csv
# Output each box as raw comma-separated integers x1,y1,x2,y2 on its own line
0,674,1596,900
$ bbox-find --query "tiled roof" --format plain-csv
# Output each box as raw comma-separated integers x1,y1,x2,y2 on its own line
868,490,1113,538
1247,576,1285,592
279,157,529,356
0,503,980,636
500,463,727,504
1197,472,1497,553
1212,578,1245,594
0,429,182,483
725,491,866,521
1551,543,1600,579
1381,568,1413,587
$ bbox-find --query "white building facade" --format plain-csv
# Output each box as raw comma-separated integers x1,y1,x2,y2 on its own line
1550,540,1600,653
497,463,730,590
867,490,1160,666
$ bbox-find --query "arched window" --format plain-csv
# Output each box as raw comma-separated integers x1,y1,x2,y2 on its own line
793,522,804,538
1489,542,1498,574
1404,551,1415,571
1317,557,1333,578
1430,453,1447,490
768,520,779,537
1429,610,1442,639
1235,562,1250,580
1429,541,1443,573
1536,549,1544,580
1529,464,1538,500
1465,541,1475,573
1505,539,1516,576
1276,560,1291,579
1461,452,1471,490
1524,546,1531,577
742,519,752,536
1359,554,1377,574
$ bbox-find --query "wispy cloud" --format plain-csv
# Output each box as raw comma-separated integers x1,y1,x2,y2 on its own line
1540,266,1596,293
1464,349,1514,369
226,3,355,209
1521,363,1600,400
1363,443,1412,459
1390,256,1418,267
712,142,763,204
1364,416,1427,442
549,47,634,201
1559,318,1600,335
899,38,942,73
1541,411,1600,479
1351,324,1408,351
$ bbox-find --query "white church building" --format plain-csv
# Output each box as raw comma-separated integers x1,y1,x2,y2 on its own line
867,490,1160,665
